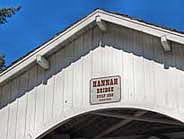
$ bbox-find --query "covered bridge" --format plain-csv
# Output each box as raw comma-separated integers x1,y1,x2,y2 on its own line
1,9,184,139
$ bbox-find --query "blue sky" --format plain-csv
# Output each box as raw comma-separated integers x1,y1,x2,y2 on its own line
0,0,184,66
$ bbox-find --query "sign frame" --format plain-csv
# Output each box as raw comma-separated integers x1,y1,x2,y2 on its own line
89,75,121,105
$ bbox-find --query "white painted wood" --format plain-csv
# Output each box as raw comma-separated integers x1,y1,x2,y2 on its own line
0,9,98,85
63,41,74,112
133,30,145,103
122,28,135,102
1,9,184,86
109,25,123,76
161,35,171,51
16,72,29,139
1,21,184,139
73,35,84,108
36,55,50,70
0,84,10,139
174,44,184,113
53,49,65,119
82,29,93,107
96,16,107,32
98,10,184,43
143,34,156,105
43,54,55,125
164,45,176,109
153,37,168,108
34,66,45,130
25,66,37,137
7,78,19,139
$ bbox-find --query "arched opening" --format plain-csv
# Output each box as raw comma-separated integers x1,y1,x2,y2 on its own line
40,108,184,139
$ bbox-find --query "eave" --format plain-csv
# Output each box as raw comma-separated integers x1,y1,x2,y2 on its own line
0,9,184,85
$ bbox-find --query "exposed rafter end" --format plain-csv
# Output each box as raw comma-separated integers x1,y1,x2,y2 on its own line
92,112,184,126
96,16,107,32
94,111,147,139
148,135,170,139
36,55,49,70
161,35,171,51
148,136,161,139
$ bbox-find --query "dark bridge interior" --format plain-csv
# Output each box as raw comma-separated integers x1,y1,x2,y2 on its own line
42,108,184,139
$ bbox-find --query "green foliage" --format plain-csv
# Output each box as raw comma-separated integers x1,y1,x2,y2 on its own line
0,6,21,24
0,54,5,72
0,4,21,72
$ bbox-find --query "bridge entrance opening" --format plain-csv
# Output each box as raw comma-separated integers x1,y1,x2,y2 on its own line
41,108,184,139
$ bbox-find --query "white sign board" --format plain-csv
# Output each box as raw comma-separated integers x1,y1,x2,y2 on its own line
90,76,121,105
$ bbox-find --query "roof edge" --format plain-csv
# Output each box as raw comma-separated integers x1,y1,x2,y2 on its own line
0,9,100,85
98,9,184,44
0,9,184,85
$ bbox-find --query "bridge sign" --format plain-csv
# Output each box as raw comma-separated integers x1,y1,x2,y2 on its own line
90,75,121,105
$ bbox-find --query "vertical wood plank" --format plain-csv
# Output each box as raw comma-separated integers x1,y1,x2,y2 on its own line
82,29,93,106
173,44,184,112
119,27,128,102
0,84,10,139
123,29,135,102
92,27,103,78
25,66,37,135
53,48,65,118
63,42,74,111
44,54,56,124
101,24,113,76
35,66,45,129
73,35,84,108
111,25,123,76
7,79,19,139
16,72,29,139
165,45,177,109
143,35,155,104
153,37,167,107
133,31,145,102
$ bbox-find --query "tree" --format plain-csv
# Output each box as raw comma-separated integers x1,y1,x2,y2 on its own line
0,5,21,71
0,6,21,24
0,54,5,72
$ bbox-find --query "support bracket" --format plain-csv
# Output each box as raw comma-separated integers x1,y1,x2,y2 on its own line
161,35,171,51
96,16,107,32
36,55,49,70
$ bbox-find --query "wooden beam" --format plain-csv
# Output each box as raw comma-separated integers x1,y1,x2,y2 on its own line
95,111,147,139
91,112,184,126
99,11,184,45
148,135,170,139
67,115,89,129
36,55,49,70
96,16,107,32
161,35,171,51
71,117,98,135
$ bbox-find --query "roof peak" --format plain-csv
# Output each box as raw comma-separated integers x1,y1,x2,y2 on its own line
93,9,184,35
0,8,184,85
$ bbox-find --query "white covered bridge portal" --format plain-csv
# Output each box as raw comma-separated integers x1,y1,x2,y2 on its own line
1,9,184,139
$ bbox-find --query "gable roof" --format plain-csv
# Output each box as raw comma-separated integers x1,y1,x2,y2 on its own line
0,9,184,85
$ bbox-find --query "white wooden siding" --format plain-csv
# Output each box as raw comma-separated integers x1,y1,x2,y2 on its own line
0,24,184,139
